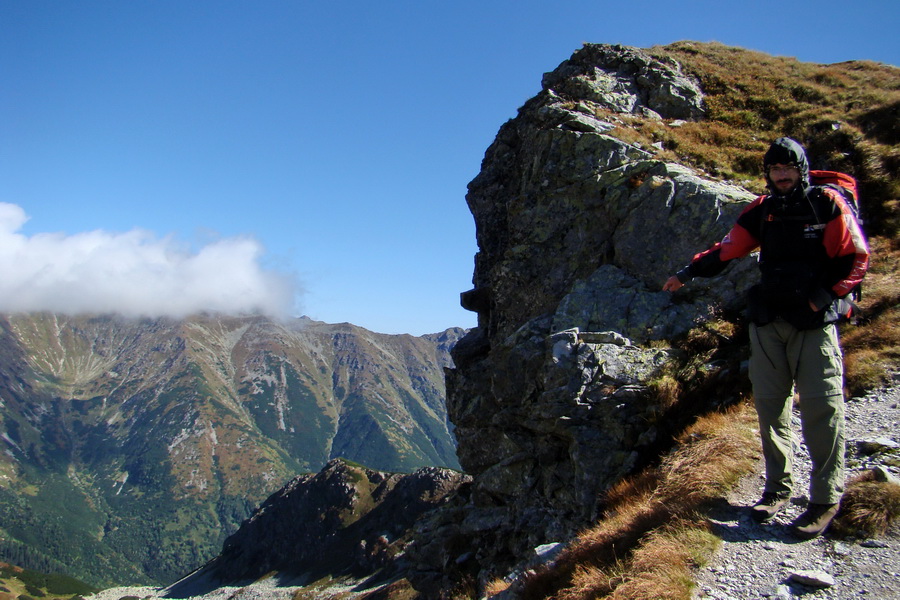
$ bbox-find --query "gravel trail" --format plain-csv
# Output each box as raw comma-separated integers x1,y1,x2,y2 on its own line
694,375,900,600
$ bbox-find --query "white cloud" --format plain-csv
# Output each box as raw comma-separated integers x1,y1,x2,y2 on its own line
0,202,299,318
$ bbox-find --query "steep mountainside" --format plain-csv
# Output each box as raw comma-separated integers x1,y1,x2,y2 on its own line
154,44,897,599
0,313,462,586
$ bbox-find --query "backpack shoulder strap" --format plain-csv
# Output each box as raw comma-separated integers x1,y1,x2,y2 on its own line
758,194,773,223
818,184,862,226
810,170,863,225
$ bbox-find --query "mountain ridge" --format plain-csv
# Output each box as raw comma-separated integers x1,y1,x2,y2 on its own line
0,312,463,585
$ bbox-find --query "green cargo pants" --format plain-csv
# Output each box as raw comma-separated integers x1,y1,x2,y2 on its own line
749,318,845,505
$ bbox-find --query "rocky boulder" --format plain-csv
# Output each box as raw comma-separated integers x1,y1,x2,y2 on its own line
410,43,760,593
164,459,469,597
541,43,706,120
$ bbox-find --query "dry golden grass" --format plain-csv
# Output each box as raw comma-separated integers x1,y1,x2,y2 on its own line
648,374,681,410
642,42,900,238
609,521,719,600
557,563,624,600
518,403,758,600
676,320,734,355
484,577,512,597
831,471,900,538
840,236,900,395
654,410,759,504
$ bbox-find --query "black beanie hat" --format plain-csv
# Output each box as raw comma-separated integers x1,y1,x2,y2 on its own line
763,137,810,190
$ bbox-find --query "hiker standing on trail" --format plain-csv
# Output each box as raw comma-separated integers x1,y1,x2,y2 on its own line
663,137,869,539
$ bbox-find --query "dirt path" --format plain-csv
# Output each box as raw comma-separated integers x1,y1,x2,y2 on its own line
693,376,900,599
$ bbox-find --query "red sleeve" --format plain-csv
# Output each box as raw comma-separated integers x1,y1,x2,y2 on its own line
692,221,760,263
822,189,869,298
688,196,763,277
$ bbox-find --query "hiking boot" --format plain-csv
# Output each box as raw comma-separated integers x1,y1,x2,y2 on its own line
750,492,791,523
791,502,840,539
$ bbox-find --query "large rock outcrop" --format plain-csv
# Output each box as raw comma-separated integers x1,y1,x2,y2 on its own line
165,459,469,597
409,43,759,593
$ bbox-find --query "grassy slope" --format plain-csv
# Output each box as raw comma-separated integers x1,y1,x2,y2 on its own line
640,42,900,392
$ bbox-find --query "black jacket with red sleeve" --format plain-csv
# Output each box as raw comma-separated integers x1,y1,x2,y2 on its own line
677,185,869,329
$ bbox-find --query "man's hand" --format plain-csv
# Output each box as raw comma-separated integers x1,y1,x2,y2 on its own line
663,275,684,292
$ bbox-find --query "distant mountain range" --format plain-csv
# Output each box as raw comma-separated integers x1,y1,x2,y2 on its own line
0,312,463,586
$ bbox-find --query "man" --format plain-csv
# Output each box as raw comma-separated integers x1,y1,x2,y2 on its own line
663,137,868,539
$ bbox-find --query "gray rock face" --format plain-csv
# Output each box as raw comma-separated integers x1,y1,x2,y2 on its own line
541,43,707,120
410,44,761,592
468,151,759,346
463,73,755,349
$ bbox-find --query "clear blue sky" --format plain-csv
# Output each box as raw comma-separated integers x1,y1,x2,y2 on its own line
1,1,897,335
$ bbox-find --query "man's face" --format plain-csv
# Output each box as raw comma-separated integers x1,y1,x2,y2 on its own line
767,164,801,194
